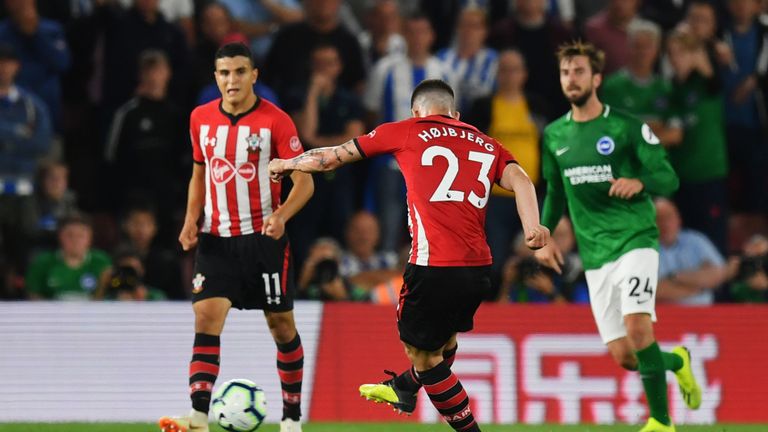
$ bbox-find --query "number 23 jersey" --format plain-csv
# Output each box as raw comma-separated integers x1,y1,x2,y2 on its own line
355,115,516,267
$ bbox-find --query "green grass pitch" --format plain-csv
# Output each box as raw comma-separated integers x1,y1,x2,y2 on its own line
0,424,764,432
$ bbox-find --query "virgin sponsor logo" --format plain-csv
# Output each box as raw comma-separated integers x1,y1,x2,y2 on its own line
211,156,257,184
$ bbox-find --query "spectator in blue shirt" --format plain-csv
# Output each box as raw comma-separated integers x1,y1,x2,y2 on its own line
0,42,53,296
362,13,453,252
0,0,70,127
655,198,728,305
218,0,304,62
437,7,498,113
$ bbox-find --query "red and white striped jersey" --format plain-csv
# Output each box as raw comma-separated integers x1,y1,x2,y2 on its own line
190,98,304,237
355,115,516,267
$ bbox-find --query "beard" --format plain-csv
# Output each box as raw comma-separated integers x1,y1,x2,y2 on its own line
565,85,594,107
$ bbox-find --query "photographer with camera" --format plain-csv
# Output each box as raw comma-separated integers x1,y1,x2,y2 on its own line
497,218,585,304
99,249,166,301
498,253,565,303
297,237,369,302
726,235,768,303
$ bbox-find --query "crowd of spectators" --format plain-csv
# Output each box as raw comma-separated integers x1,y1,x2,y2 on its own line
1,0,767,305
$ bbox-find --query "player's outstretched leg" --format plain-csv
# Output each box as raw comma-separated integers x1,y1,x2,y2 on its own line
420,360,480,431
159,333,220,432
276,332,304,432
670,346,702,409
359,369,419,414
636,341,674,430
359,343,458,414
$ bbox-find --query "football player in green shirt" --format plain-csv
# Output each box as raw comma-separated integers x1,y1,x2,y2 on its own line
535,41,701,432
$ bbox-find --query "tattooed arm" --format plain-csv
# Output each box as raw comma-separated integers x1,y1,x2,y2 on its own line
268,140,363,181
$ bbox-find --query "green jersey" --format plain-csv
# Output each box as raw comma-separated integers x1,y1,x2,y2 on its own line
667,73,728,182
26,250,112,299
601,70,673,122
541,105,679,269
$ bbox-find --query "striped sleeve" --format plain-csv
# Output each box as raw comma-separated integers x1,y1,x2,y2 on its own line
189,109,204,164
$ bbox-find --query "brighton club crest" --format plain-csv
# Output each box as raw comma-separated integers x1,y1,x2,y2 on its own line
246,133,263,153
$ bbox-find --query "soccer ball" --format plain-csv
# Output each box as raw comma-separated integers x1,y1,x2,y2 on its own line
211,379,267,431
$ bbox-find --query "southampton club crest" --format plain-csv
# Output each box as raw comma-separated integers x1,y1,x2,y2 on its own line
192,273,206,294
246,133,263,153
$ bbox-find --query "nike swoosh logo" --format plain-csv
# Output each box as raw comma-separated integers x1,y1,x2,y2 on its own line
637,299,650,304
555,147,570,156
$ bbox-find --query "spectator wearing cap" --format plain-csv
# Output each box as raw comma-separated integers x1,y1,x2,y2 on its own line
0,42,53,291
25,213,112,300
0,0,70,126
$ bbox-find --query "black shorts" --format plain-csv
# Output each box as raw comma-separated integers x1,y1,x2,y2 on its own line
397,264,491,351
192,233,295,311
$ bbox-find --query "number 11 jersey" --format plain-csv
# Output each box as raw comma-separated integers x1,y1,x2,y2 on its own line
354,115,516,267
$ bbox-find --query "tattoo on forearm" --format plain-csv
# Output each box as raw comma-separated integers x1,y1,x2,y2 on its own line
341,142,355,156
333,147,343,163
289,148,330,171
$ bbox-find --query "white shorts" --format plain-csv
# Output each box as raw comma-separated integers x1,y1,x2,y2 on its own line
584,248,659,344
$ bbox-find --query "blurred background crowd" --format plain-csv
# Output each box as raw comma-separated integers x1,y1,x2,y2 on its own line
1,0,767,305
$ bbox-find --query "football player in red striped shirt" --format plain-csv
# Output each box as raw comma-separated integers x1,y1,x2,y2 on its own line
269,79,548,431
159,43,314,432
